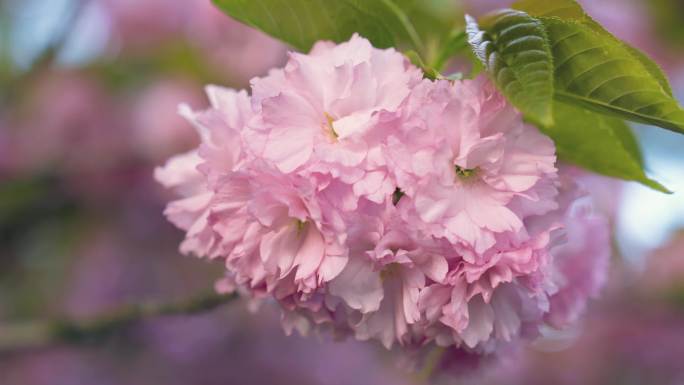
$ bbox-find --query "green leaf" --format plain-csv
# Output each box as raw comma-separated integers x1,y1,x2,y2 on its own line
466,10,555,126
513,0,674,96
611,119,645,167
541,101,669,192
212,0,423,52
402,0,461,48
621,44,674,97
386,1,462,69
649,0,684,50
542,18,684,134
512,0,584,19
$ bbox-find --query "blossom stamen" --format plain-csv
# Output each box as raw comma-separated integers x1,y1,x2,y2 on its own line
380,263,401,281
323,112,339,141
454,165,478,181
392,188,405,206
295,219,307,235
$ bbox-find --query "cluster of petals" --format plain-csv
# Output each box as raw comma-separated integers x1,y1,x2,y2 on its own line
156,34,610,355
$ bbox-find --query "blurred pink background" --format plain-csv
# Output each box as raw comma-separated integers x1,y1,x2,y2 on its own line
1,0,683,384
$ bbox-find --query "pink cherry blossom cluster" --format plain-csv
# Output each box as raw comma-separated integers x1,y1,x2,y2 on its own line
156,35,610,354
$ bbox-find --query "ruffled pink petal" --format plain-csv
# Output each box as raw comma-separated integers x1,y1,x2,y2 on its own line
329,256,383,313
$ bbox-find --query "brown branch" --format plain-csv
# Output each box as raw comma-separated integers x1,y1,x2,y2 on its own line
0,291,237,354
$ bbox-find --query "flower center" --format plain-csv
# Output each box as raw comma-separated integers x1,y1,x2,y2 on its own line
454,165,478,181
323,112,339,141
294,219,307,236
380,263,400,281
392,188,405,206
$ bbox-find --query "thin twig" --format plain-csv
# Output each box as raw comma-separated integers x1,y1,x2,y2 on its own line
414,345,447,384
0,292,237,353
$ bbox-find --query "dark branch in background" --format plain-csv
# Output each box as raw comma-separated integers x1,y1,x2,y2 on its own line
0,292,237,354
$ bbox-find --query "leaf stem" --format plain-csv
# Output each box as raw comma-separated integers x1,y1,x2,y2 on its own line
415,345,447,383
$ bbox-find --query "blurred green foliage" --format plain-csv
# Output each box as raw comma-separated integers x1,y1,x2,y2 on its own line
649,0,684,49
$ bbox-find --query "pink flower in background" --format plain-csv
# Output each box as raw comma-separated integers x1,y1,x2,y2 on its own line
130,79,202,162
103,0,287,83
562,166,625,220
0,118,12,176
545,199,610,328
103,0,188,49
3,71,127,175
186,0,287,82
639,231,684,296
157,35,610,362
